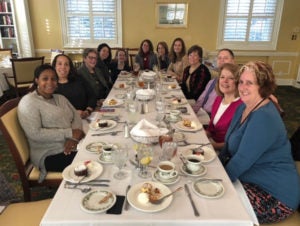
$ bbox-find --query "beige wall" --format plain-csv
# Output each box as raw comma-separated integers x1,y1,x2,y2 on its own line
27,0,300,84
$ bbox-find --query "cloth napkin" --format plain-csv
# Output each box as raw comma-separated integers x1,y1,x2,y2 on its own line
141,70,156,78
136,89,155,96
130,119,168,137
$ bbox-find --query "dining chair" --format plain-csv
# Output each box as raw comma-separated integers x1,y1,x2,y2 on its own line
6,56,44,97
0,97,62,202
0,48,12,65
0,198,51,226
128,48,139,69
50,49,64,64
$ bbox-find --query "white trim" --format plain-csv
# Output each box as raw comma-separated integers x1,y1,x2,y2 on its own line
297,64,300,82
207,51,299,58
272,60,291,76
217,0,284,51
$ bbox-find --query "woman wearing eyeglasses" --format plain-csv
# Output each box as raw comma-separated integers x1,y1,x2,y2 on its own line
77,48,110,103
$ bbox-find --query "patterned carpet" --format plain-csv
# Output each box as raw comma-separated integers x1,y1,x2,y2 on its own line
0,86,299,201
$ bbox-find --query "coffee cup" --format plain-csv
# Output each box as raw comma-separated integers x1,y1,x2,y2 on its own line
157,161,178,180
169,110,181,119
102,144,115,161
186,155,202,172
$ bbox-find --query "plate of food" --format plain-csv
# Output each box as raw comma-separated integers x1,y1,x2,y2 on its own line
167,84,181,90
114,83,130,90
167,97,187,105
181,146,216,164
192,178,225,199
118,71,132,78
102,98,124,107
62,160,103,183
89,120,117,131
80,189,116,213
174,119,203,132
85,141,106,154
127,182,172,213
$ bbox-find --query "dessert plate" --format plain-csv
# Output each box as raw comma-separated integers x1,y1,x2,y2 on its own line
192,178,225,199
102,99,124,107
180,164,207,177
62,160,103,183
152,170,180,185
114,83,130,90
127,181,172,213
89,120,117,131
81,189,116,213
181,146,216,164
174,120,203,132
85,142,106,154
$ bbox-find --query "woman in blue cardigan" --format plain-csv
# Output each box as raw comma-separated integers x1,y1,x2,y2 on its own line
219,61,300,224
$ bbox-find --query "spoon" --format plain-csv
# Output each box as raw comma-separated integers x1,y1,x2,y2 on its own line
64,183,91,193
179,154,192,174
150,187,183,205
92,131,123,136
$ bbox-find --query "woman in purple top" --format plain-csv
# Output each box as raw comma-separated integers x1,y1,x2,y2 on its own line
206,63,242,151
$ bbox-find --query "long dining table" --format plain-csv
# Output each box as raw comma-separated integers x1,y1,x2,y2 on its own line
40,74,254,226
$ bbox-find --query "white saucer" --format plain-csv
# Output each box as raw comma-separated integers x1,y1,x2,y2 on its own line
180,164,207,177
98,153,113,164
152,170,180,185
192,178,225,199
165,115,182,123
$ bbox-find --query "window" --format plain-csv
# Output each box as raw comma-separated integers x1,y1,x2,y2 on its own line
59,0,122,48
217,0,284,50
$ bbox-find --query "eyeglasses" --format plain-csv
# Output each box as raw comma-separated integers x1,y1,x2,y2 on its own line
87,56,97,60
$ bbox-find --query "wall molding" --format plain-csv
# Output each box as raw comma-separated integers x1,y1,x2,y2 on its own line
207,51,299,57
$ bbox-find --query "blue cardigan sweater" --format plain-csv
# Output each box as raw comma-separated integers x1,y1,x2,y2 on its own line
221,101,300,209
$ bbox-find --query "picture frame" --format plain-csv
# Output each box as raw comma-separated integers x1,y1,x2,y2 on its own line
156,3,188,28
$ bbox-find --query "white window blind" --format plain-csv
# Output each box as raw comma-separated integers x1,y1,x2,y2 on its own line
217,0,284,50
60,0,122,48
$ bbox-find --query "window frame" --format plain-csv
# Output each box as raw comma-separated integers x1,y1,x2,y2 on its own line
59,0,122,48
216,0,284,50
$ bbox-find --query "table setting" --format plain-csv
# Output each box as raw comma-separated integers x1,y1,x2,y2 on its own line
41,72,254,226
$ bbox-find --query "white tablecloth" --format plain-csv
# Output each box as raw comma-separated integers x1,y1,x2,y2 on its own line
40,77,253,226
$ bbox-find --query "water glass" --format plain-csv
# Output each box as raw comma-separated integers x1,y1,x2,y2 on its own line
112,145,129,180
127,101,139,125
137,145,153,178
160,142,177,161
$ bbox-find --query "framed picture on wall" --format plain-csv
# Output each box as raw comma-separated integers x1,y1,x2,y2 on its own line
156,3,188,28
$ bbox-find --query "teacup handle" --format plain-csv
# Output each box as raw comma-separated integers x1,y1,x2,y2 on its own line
170,170,178,178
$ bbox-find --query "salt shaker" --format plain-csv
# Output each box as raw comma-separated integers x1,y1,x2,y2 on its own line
124,122,129,138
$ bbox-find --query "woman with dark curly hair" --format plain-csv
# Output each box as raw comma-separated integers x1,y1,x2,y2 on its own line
96,43,113,88
52,54,96,119
135,39,158,70
219,61,300,224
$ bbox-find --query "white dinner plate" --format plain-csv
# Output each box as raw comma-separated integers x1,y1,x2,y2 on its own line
127,181,172,213
62,160,103,183
181,146,216,164
152,170,180,185
114,83,130,90
85,142,106,154
167,84,181,90
89,120,117,131
174,120,203,132
80,189,116,213
118,72,132,78
102,99,124,107
166,98,187,106
180,164,207,177
192,178,225,199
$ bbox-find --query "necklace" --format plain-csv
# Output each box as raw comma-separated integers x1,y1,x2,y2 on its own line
241,98,266,125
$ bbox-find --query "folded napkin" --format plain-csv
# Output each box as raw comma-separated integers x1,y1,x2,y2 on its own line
136,89,155,96
130,119,168,137
142,70,156,77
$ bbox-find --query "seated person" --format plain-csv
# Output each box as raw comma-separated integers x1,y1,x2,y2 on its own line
206,63,242,151
96,43,113,88
135,39,158,70
167,37,189,84
219,61,300,224
52,54,96,119
110,48,131,83
192,48,235,118
18,64,85,182
156,41,170,70
181,45,211,101
77,48,111,104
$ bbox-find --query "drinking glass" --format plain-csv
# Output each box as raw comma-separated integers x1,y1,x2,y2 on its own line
155,98,165,127
137,145,153,178
133,63,140,76
127,100,139,125
160,142,177,161
112,145,129,180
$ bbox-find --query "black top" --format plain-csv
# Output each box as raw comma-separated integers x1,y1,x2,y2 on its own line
55,77,97,110
96,59,113,88
109,61,131,83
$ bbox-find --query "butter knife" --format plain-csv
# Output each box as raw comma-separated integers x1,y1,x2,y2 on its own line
124,185,131,211
184,184,200,217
